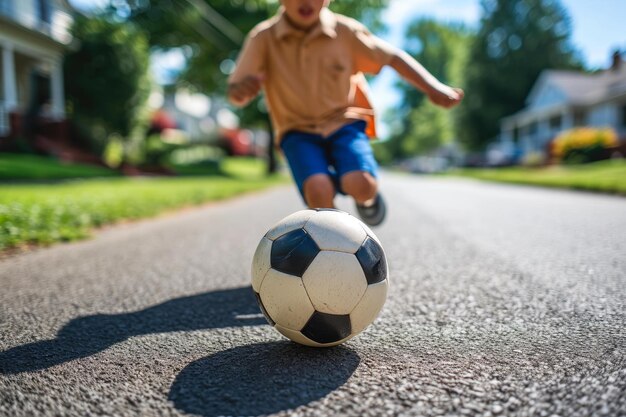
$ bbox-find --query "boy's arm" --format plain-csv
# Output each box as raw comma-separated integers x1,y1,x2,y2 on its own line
348,22,463,109
389,49,464,108
227,30,266,107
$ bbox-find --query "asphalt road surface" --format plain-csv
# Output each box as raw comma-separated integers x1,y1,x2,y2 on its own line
1,174,625,417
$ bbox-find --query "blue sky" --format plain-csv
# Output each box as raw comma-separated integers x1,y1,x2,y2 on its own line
69,0,625,136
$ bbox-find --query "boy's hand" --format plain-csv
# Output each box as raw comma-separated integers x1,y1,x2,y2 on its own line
388,51,464,109
228,74,264,107
427,84,465,109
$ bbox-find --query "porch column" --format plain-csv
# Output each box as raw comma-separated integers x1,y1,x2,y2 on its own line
562,108,574,130
2,42,18,111
50,58,65,119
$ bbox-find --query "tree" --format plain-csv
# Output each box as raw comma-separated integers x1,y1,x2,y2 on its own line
458,0,582,151
64,16,151,156
381,19,471,160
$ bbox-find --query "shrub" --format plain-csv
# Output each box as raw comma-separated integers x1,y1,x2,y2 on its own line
551,127,618,164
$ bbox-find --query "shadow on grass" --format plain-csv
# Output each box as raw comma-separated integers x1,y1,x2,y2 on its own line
0,286,265,374
169,342,360,417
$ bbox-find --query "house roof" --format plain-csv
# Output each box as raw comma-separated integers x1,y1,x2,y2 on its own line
526,61,626,107
502,58,626,125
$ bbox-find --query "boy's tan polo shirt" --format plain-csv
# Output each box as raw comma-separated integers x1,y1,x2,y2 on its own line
229,7,397,144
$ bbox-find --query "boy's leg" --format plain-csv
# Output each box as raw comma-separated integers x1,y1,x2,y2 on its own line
329,121,386,226
340,171,377,205
280,131,336,208
303,173,336,208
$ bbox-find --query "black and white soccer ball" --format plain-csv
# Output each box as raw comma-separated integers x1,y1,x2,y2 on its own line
252,208,388,347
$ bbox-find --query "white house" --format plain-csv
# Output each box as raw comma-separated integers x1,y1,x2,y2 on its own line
0,0,73,137
499,52,626,159
149,86,273,157
148,87,228,141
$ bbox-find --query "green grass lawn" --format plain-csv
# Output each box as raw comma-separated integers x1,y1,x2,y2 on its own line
0,157,287,251
448,159,626,195
0,153,120,180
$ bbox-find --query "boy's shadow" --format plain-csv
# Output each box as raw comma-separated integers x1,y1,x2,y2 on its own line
0,286,266,374
168,342,360,417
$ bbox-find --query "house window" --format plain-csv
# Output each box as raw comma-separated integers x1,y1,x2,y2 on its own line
519,126,528,138
621,104,626,127
528,122,538,135
36,0,51,24
549,115,562,130
574,110,586,126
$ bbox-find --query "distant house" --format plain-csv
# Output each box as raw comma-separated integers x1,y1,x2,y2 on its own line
498,52,626,160
148,86,268,156
148,86,225,142
0,0,74,139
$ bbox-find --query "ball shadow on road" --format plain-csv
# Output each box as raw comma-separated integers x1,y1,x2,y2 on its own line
0,286,265,374
169,342,360,417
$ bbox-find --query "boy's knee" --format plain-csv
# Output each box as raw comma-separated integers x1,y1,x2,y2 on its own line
341,171,377,203
303,174,335,208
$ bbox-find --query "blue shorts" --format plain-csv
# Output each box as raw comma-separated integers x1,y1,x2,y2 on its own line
280,120,378,200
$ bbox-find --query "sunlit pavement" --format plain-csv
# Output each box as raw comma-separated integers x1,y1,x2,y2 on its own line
1,173,625,417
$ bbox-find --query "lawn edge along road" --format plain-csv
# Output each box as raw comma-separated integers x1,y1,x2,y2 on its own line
0,173,288,256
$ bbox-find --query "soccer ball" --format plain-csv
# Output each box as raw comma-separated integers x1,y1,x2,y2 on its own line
251,208,388,347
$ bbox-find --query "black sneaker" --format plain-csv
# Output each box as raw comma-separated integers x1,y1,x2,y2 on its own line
356,193,386,226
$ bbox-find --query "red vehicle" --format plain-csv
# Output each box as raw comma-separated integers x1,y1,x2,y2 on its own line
218,127,252,156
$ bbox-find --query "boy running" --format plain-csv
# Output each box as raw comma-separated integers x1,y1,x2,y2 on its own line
228,0,463,226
